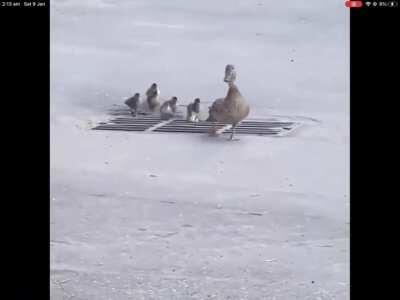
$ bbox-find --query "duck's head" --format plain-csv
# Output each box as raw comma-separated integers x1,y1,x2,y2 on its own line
224,64,236,83
194,98,200,104
170,97,178,104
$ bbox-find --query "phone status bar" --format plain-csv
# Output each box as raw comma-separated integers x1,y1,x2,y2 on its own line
345,1,398,7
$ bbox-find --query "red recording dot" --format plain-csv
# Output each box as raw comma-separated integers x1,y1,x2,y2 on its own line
345,1,364,7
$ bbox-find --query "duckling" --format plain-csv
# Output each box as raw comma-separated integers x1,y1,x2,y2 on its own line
146,83,160,112
187,98,201,122
160,96,178,120
124,93,140,116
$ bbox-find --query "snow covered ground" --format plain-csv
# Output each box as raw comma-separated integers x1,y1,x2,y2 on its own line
50,0,349,299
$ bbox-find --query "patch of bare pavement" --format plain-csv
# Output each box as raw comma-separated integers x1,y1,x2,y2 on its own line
51,186,348,299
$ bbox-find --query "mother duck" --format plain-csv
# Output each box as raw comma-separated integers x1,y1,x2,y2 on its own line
208,64,250,140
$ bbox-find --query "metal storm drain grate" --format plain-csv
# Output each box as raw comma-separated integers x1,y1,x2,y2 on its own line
92,107,301,136
94,115,163,132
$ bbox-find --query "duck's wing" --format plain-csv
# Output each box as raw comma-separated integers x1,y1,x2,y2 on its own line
124,97,135,106
209,98,231,121
210,98,226,113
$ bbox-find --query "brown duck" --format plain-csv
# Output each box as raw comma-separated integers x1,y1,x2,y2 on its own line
208,64,250,140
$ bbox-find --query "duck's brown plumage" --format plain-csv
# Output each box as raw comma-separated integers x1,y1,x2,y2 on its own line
209,83,250,124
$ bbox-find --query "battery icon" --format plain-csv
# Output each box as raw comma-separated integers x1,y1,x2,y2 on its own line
345,1,364,7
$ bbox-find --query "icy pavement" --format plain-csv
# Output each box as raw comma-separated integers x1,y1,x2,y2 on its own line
51,119,349,299
51,0,349,299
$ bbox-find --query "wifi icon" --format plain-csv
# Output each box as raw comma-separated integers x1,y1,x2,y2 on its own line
365,1,372,6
